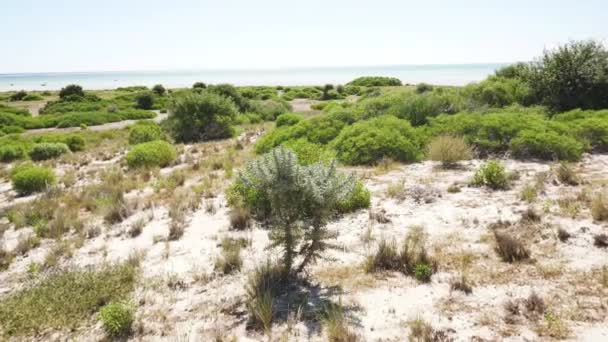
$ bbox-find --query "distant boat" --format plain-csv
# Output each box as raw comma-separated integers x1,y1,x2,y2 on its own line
41,83,47,87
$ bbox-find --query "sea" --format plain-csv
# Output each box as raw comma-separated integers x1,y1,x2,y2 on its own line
0,64,507,91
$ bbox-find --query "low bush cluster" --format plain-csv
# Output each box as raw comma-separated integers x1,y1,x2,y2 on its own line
347,76,402,87
471,160,509,190
28,143,70,161
128,121,165,144
11,164,56,194
125,140,177,168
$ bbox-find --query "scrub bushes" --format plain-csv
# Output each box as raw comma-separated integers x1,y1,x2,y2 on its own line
331,115,422,165
28,143,70,161
11,164,56,194
275,113,302,127
125,140,177,168
168,92,238,142
510,130,583,161
347,76,402,87
128,121,165,145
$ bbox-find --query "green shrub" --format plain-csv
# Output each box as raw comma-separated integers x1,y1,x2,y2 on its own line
237,147,358,274
32,134,85,152
11,165,56,194
152,84,166,96
29,143,70,161
126,140,176,168
347,76,402,87
0,263,138,337
282,138,335,165
275,113,302,127
168,92,238,142
336,181,371,213
413,263,433,282
416,83,433,94
135,92,154,110
208,84,250,112
98,302,134,337
0,144,26,162
471,160,509,190
128,121,165,144
59,84,84,99
331,115,422,165
510,130,583,161
192,82,206,89
528,40,608,112
249,99,291,120
9,90,28,101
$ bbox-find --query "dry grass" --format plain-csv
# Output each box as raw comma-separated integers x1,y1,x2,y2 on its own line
590,192,608,221
426,135,473,168
556,227,571,242
14,235,41,256
555,162,580,186
493,231,530,263
314,265,377,291
593,234,608,248
319,301,359,342
520,184,538,203
228,206,252,230
214,237,244,275
385,179,407,200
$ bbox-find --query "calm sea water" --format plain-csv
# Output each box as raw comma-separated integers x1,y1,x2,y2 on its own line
0,64,506,91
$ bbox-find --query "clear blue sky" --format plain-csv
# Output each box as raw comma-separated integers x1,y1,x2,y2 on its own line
1,0,606,73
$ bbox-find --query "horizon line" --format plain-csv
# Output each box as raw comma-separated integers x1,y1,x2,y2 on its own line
0,61,517,77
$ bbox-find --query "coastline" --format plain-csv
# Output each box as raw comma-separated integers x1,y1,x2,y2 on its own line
0,63,506,91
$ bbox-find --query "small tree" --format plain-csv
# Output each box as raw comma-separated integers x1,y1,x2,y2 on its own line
239,147,355,277
192,82,207,89
152,84,166,96
528,40,608,112
168,92,238,142
59,84,84,99
135,92,154,110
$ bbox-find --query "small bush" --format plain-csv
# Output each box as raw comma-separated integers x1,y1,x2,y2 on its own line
471,160,509,190
59,84,84,99
0,144,26,162
347,76,402,87
416,83,433,94
99,302,133,337
126,140,176,168
29,143,70,161
520,184,538,203
426,135,473,168
168,92,238,142
494,231,530,262
413,263,433,282
364,238,400,272
9,90,28,101
557,227,571,242
510,130,583,161
11,165,56,194
192,82,206,89
135,92,154,110
152,84,166,96
128,121,165,145
275,113,302,127
336,181,371,213
332,115,422,165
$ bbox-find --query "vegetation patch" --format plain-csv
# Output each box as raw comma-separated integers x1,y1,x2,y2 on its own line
0,262,139,337
126,140,177,168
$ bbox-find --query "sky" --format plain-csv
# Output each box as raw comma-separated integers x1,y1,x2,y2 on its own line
1,0,606,73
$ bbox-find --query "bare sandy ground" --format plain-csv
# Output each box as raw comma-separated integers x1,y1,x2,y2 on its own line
1,150,607,341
